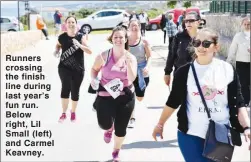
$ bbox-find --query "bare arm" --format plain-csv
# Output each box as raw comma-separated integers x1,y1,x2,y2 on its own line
157,105,176,125
91,54,104,80
238,107,250,128
126,52,137,82
55,41,61,52
143,39,152,68
80,36,92,54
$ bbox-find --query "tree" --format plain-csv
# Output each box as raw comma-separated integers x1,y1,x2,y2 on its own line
77,8,95,18
166,1,177,9
183,1,192,8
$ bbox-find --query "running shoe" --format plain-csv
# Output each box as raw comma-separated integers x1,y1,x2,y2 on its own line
127,118,135,128
104,126,114,143
58,113,66,123
70,112,76,122
112,149,120,162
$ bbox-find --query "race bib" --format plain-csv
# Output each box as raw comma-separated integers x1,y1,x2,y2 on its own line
103,78,123,99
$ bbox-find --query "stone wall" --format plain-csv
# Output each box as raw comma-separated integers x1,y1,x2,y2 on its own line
204,14,248,59
1,30,42,55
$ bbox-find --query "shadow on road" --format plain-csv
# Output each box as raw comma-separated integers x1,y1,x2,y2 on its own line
74,160,112,162
147,106,164,109
122,139,178,149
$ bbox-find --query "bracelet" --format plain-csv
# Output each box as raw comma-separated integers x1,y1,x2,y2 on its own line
243,127,250,131
156,123,163,129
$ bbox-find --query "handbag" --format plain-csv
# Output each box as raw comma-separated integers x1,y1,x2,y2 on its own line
191,63,242,162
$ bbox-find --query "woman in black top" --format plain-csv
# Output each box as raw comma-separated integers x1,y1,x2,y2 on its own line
153,28,250,161
160,13,167,44
164,11,201,86
54,16,92,122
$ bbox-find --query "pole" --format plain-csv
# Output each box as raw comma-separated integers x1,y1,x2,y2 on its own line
18,1,20,31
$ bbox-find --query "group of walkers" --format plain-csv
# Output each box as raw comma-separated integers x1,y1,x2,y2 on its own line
53,10,250,162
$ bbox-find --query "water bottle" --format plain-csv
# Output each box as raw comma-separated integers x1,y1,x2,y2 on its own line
92,77,100,90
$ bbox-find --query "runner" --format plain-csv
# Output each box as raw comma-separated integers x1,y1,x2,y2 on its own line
53,16,92,122
127,19,152,128
164,11,201,86
153,28,251,162
90,26,137,161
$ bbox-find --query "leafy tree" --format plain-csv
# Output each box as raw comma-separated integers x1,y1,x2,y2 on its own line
77,8,95,18
183,1,192,8
167,1,177,9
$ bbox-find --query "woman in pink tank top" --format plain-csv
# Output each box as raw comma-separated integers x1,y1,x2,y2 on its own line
90,26,137,162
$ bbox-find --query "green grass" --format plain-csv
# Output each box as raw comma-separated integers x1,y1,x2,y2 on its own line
91,30,112,34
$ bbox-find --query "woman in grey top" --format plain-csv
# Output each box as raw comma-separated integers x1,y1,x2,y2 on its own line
127,19,152,128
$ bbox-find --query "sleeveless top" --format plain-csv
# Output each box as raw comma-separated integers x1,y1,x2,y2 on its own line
58,32,85,74
99,49,131,96
129,37,147,64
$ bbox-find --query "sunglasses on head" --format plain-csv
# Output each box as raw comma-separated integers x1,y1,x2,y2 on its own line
184,19,198,23
192,39,215,48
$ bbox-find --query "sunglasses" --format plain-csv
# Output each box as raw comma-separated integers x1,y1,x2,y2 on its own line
192,39,215,48
184,19,198,23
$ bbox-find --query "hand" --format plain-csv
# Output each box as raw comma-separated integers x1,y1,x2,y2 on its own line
152,124,164,141
248,48,250,53
142,66,149,76
72,38,82,48
90,78,99,90
244,129,250,150
164,75,171,86
142,39,149,46
125,53,133,64
53,50,60,58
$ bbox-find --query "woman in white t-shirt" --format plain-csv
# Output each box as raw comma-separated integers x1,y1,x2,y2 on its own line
152,28,251,162
227,17,250,107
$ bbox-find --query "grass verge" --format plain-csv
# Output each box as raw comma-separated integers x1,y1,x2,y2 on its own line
47,27,111,36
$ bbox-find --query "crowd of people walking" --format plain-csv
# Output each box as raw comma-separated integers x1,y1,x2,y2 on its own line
50,8,250,162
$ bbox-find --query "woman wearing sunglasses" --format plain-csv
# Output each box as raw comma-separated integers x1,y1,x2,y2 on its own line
227,17,250,107
153,28,250,161
164,11,201,86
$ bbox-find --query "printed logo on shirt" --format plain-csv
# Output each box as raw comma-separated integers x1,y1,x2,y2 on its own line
192,85,224,100
60,41,83,71
60,43,79,62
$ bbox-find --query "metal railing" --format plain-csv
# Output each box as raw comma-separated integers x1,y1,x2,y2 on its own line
209,1,251,14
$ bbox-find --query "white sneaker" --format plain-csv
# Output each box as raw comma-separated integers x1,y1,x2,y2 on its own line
127,118,135,128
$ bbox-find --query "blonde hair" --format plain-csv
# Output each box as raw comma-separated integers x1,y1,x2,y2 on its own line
241,17,250,26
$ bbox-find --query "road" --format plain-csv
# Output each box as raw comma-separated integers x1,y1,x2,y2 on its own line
1,30,250,161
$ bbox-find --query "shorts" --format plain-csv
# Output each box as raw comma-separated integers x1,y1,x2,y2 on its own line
55,24,61,31
133,77,149,97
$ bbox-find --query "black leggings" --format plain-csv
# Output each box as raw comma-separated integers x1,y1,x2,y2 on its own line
163,30,167,44
58,67,84,101
141,23,146,36
168,36,174,51
94,95,135,137
41,29,48,37
236,61,250,105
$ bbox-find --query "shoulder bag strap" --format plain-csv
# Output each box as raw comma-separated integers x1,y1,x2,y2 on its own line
191,62,212,120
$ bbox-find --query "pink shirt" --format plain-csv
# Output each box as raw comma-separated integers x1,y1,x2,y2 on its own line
99,49,133,96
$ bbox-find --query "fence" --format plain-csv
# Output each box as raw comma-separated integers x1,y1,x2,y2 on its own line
209,1,251,14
